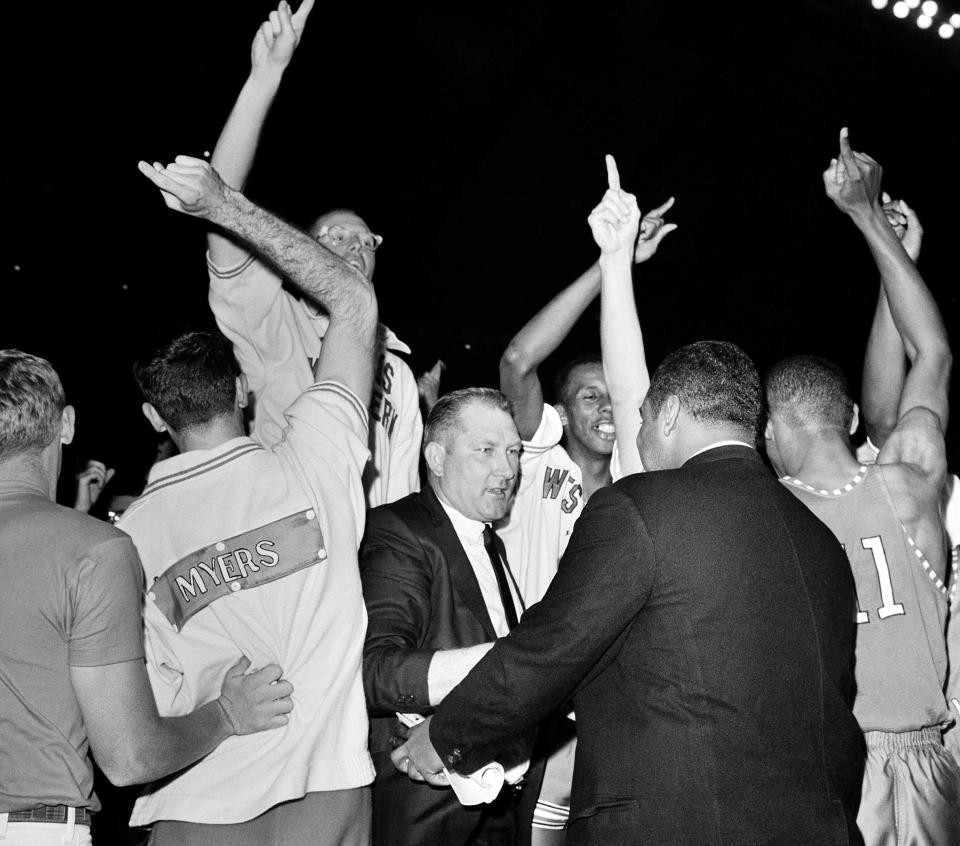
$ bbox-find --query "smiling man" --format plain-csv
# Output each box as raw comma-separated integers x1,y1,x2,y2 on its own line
359,387,528,846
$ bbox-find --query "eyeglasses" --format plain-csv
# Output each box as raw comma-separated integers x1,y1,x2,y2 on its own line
316,225,383,253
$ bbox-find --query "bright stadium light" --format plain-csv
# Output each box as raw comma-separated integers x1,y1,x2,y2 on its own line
917,13,933,27
871,0,888,8
951,12,960,26
921,0,938,15
893,0,910,16
905,0,921,8
939,22,955,37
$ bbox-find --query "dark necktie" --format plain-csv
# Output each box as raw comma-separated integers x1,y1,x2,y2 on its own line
482,524,520,630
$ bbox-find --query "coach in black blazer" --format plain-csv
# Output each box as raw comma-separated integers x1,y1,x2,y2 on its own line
395,342,866,846
360,388,531,846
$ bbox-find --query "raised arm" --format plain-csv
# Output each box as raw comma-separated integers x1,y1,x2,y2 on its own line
208,0,314,268
139,156,377,402
499,265,602,439
860,195,924,449
593,155,676,475
824,128,950,475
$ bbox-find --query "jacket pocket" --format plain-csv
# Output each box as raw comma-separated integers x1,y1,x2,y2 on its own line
567,798,641,845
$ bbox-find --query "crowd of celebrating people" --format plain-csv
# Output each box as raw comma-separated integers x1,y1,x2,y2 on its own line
3,2,960,845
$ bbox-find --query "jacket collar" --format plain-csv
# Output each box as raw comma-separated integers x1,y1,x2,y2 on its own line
682,442,761,469
420,483,498,641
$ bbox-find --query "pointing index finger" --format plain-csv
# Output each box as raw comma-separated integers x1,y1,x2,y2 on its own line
605,154,621,192
292,0,315,28
838,126,859,179
649,196,676,217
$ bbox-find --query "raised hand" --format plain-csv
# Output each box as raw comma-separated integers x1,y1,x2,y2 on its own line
251,0,314,79
634,196,678,264
217,656,294,735
137,156,231,219
417,359,445,413
588,154,641,256
74,460,115,514
822,127,883,219
882,192,923,262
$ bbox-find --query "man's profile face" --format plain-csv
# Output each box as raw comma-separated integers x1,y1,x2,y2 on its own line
309,210,378,281
636,396,669,471
763,411,789,477
559,363,614,456
433,402,521,523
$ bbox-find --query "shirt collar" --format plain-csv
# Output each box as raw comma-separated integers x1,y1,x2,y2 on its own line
436,497,487,546
300,301,412,355
145,436,259,486
687,439,755,461
0,461,51,499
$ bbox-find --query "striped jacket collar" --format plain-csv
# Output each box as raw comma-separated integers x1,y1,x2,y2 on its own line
142,437,262,497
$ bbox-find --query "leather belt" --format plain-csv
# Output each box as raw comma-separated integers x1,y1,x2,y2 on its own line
5,805,92,826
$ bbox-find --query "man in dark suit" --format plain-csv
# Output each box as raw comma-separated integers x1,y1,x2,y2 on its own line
394,340,866,845
360,387,528,846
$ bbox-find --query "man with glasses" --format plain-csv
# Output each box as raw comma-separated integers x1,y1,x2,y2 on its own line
205,0,422,506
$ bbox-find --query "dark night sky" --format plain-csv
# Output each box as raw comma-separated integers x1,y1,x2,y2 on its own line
3,0,959,488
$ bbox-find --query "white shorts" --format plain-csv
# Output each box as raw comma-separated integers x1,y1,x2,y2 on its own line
857,727,960,846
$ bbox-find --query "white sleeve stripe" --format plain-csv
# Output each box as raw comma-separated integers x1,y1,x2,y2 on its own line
306,382,369,429
206,252,255,279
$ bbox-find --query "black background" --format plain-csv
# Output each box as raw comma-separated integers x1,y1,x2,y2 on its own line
4,0,959,486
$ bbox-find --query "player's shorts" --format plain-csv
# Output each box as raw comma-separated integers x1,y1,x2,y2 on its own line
857,727,960,846
945,697,960,768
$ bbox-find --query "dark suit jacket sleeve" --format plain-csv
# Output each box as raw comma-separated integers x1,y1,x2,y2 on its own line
429,485,656,773
360,507,437,716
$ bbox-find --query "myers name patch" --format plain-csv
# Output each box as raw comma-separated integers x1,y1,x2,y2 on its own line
149,508,326,630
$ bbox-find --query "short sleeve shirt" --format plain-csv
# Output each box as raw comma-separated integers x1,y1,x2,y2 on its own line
0,474,143,812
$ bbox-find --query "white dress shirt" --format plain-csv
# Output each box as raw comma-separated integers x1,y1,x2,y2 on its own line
438,500,523,638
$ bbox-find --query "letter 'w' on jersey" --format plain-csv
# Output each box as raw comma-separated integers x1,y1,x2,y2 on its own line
542,467,569,499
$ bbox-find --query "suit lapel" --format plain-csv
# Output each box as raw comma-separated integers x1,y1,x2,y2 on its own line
419,486,498,642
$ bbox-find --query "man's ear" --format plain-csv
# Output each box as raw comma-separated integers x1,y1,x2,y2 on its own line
849,402,860,438
662,395,681,437
142,402,168,434
423,441,446,478
236,374,250,409
60,405,76,446
554,404,568,427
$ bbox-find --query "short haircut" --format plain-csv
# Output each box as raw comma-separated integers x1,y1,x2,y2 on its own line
424,387,513,450
646,340,763,437
0,350,66,459
765,354,854,432
553,353,603,409
133,330,241,433
309,207,364,235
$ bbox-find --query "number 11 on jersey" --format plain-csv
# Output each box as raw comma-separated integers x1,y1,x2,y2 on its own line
843,535,906,625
